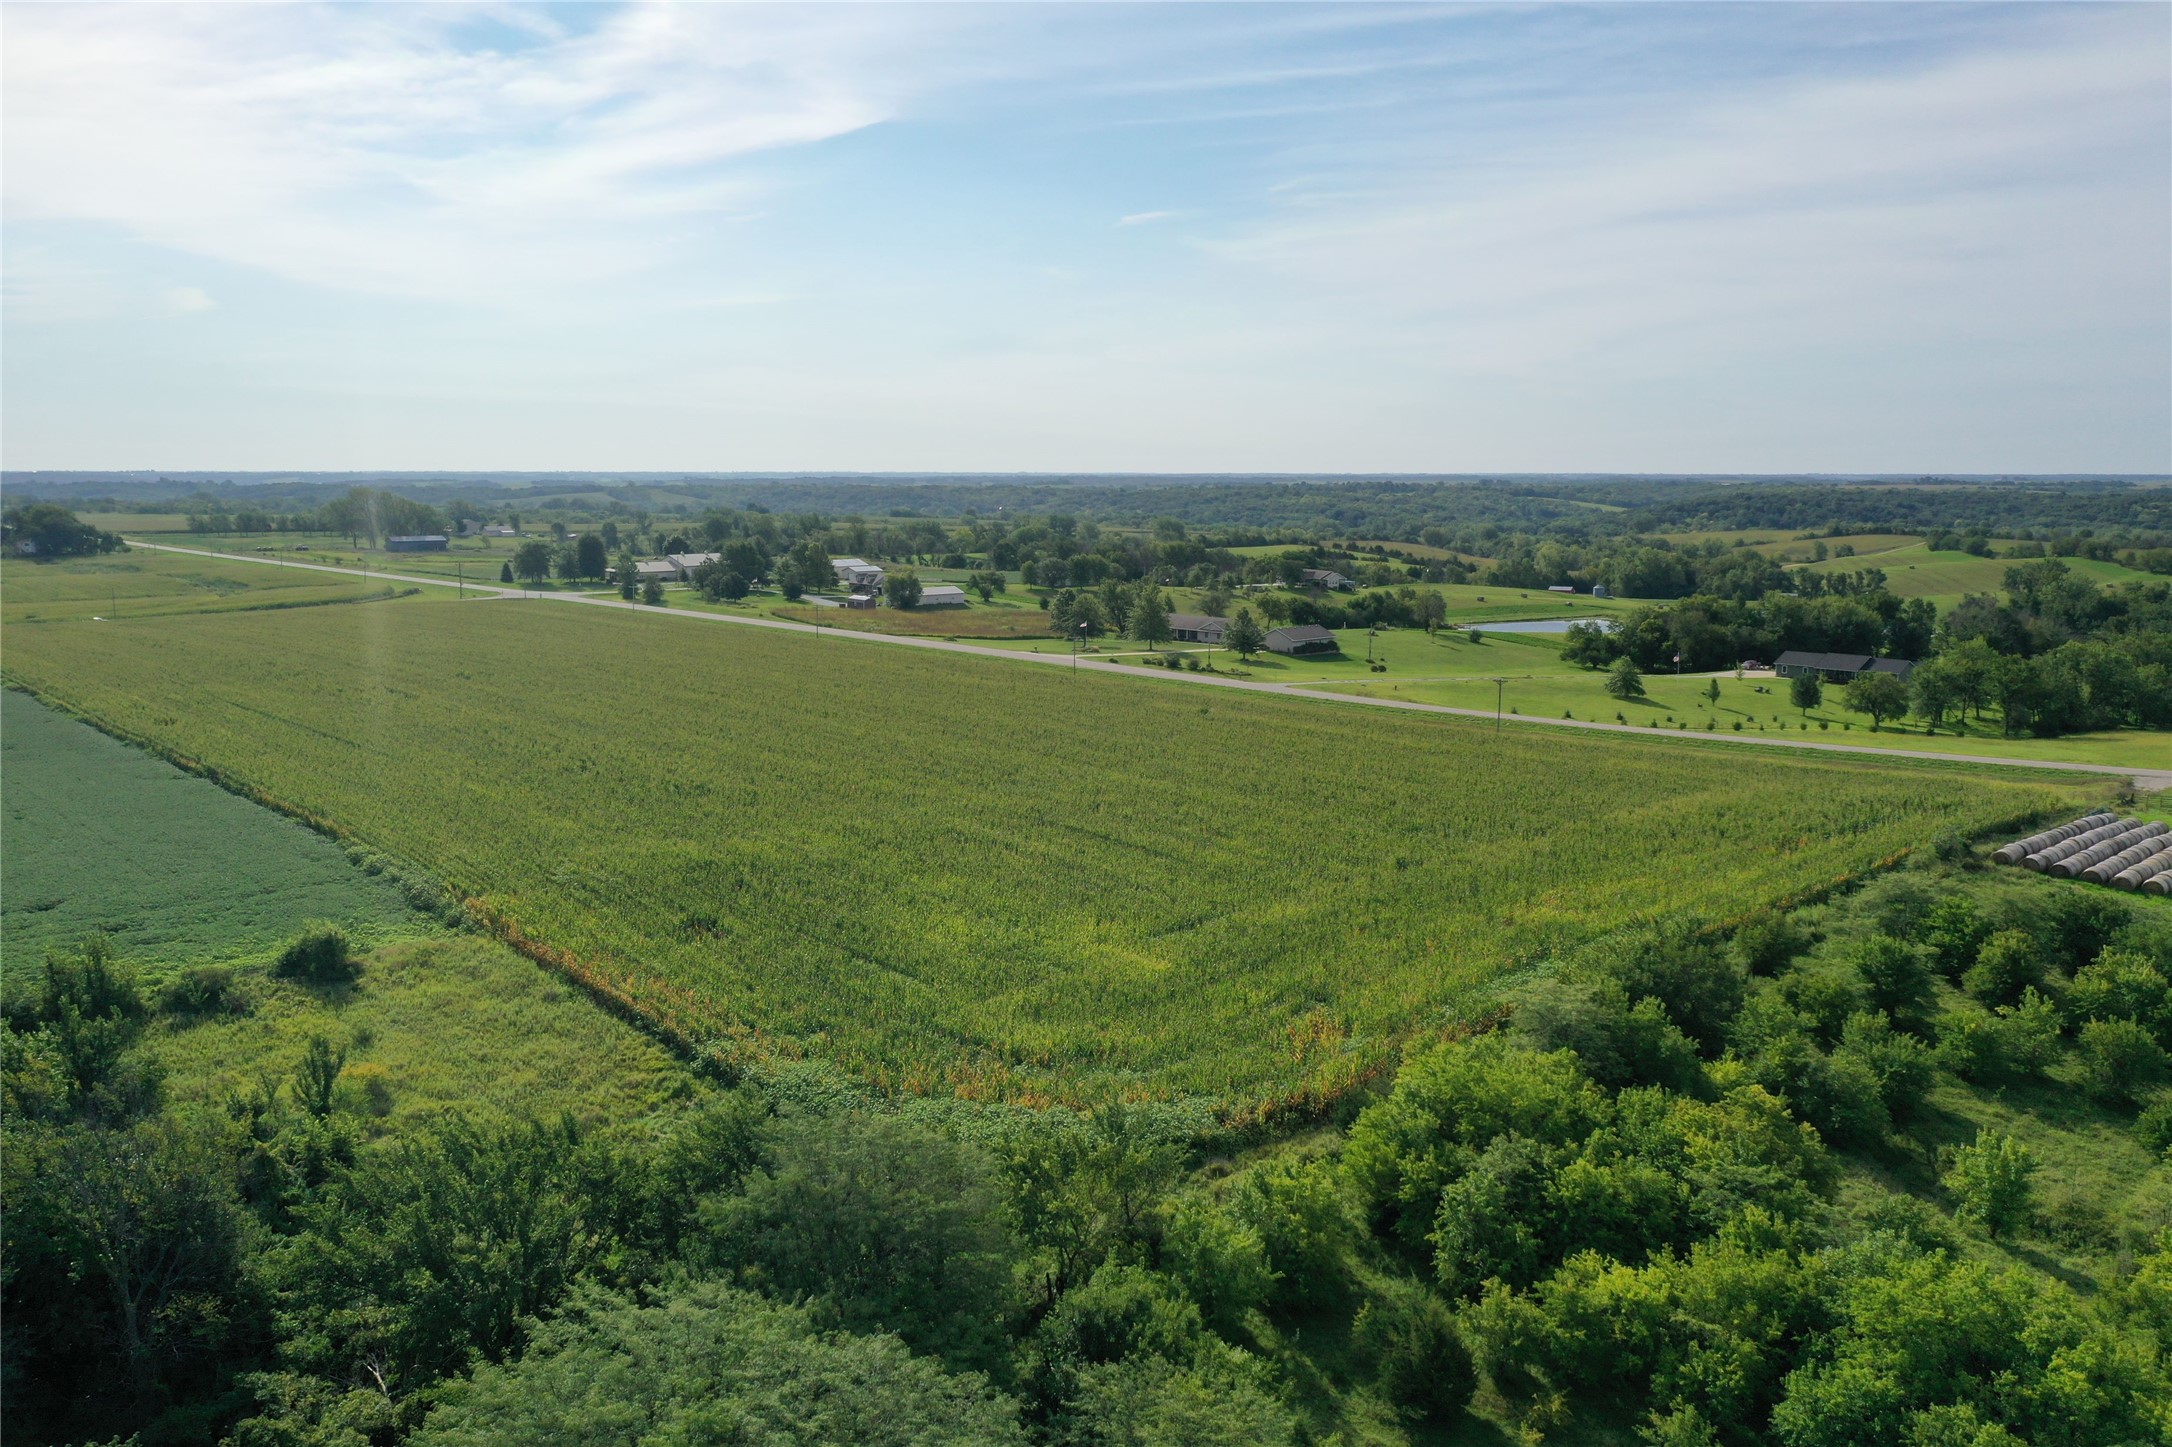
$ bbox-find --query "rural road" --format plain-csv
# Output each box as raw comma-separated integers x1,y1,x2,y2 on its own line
125,540,2172,793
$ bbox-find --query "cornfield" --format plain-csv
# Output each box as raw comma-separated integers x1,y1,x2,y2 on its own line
1,598,2090,1107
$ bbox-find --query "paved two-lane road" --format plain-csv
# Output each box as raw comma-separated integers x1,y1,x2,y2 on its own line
122,540,2172,792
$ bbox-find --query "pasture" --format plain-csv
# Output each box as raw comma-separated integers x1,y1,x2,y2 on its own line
1794,544,2156,606
0,595,2094,1106
1,689,422,977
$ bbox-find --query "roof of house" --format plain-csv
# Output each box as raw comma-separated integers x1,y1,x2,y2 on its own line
1774,650,1916,676
1167,613,1227,632
1300,568,1351,584
666,552,721,570
633,559,680,576
831,557,871,569
1266,624,1338,646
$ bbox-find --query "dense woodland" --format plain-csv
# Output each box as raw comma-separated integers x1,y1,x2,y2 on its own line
7,849,2170,1446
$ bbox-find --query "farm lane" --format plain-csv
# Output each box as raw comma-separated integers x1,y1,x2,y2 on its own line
123,540,2172,792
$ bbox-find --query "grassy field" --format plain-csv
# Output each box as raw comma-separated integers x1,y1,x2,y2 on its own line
78,512,196,533
2,689,422,976
1794,544,2158,607
4,685,689,1127
147,933,691,1129
1302,629,2172,769
1,550,438,624
0,592,2098,1107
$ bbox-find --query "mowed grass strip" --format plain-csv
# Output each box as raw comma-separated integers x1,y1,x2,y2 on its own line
1,689,424,976
0,600,2091,1104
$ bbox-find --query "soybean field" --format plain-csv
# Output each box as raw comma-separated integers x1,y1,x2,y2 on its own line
1,689,423,979
0,597,2094,1105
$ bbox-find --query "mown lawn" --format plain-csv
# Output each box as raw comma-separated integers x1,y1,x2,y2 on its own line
0,594,2098,1107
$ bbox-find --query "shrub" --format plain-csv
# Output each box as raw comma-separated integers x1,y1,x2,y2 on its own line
2076,1019,2171,1110
2064,948,2171,1043
1731,912,1811,976
274,923,358,984
1836,1012,1934,1124
342,1060,395,1117
1962,930,2043,1007
1920,896,1992,979
156,964,246,1018
1352,1280,1474,1426
1233,1156,1353,1307
1160,1197,1274,1334
1943,1131,2035,1238
1850,936,1936,1034
2136,1094,2172,1154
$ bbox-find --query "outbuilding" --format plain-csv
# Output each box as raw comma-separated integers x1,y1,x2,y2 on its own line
385,535,449,552
916,584,968,608
1265,624,1340,656
666,552,722,580
832,557,886,592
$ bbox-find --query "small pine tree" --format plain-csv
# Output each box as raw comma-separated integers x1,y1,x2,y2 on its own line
1224,607,1267,661
499,561,514,584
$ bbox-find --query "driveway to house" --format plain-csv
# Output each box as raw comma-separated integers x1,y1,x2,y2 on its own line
126,540,2172,793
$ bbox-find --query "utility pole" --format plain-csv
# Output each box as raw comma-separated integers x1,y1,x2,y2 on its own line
1492,677,1506,731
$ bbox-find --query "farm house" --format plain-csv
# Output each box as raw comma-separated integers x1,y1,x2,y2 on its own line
1168,613,1228,644
1773,651,1917,684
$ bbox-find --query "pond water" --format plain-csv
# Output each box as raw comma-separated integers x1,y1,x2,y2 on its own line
1467,617,1615,634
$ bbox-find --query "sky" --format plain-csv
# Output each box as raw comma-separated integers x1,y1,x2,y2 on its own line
3,2,2167,474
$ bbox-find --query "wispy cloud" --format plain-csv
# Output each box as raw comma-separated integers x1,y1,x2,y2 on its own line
1,4,941,307
1118,211,1174,227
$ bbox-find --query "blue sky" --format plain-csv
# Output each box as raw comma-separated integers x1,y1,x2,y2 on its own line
3,2,2166,472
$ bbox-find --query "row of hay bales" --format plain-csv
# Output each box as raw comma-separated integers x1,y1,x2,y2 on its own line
1993,812,2172,891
